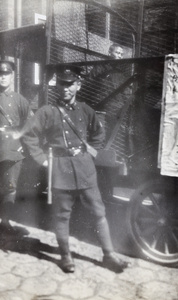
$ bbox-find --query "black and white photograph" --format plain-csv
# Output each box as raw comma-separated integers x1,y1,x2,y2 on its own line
0,0,178,299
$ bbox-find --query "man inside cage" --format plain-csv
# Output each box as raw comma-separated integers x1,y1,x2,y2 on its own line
108,43,124,60
86,43,132,143
0,59,32,235
89,43,124,79
22,64,129,273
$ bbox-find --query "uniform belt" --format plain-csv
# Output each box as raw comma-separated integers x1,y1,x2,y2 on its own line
52,146,86,157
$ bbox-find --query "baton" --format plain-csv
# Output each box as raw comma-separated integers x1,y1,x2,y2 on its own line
47,147,53,205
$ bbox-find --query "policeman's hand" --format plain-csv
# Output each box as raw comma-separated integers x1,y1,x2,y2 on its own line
43,160,48,167
11,130,22,140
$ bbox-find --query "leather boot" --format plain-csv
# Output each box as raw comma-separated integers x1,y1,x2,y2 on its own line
0,192,29,236
95,217,114,253
55,215,75,272
103,252,129,273
96,217,128,273
57,240,75,273
60,253,75,273
1,193,15,226
56,238,75,273
3,191,16,204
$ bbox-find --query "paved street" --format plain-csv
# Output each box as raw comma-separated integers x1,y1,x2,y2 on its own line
0,219,178,300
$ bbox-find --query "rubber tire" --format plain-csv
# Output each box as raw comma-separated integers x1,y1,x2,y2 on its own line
127,179,178,266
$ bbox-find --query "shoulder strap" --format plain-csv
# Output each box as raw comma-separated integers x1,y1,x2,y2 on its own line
57,106,87,147
57,106,98,158
0,104,13,126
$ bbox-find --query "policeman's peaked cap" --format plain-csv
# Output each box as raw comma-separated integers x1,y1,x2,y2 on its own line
0,60,15,73
45,64,83,83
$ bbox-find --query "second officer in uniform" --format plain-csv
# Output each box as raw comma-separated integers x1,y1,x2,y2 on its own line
0,59,32,233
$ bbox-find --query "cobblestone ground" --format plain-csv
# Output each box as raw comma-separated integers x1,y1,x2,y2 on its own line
0,221,177,300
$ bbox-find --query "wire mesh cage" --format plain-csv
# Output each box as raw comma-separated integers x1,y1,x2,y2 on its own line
81,58,164,166
48,0,135,65
47,0,178,64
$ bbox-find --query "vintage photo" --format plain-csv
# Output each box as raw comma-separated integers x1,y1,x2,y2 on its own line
0,0,178,299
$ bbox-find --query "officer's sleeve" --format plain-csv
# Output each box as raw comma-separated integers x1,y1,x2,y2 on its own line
19,95,34,125
22,107,50,165
86,106,105,150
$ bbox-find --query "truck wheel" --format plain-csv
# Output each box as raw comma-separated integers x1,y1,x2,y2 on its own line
127,179,178,265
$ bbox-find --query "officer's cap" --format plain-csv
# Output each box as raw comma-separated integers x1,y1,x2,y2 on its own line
0,61,15,73
46,64,83,83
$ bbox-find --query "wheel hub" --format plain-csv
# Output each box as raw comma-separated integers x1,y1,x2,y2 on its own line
157,218,166,226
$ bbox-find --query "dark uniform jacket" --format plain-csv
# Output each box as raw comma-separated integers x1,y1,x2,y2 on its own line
22,101,104,190
0,89,31,162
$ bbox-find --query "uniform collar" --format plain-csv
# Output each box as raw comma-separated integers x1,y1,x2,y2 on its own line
0,87,12,96
59,100,77,110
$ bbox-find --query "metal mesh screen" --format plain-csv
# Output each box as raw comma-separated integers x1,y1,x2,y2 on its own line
110,0,139,48
21,0,44,26
26,0,175,129
0,0,14,30
0,0,46,30
48,0,135,65
0,0,5,29
79,58,164,161
111,0,178,57
0,0,177,57
141,0,177,56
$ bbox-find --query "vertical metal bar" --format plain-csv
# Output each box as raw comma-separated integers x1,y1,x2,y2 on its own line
174,4,178,53
14,0,22,93
135,0,144,57
46,0,53,64
14,45,21,93
47,147,53,205
14,0,22,28
43,0,53,105
105,0,111,40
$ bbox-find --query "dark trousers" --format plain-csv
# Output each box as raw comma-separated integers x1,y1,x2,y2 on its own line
52,186,114,255
0,160,22,222
0,160,22,199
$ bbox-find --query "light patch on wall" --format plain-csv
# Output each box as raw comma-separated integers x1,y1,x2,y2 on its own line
33,13,46,85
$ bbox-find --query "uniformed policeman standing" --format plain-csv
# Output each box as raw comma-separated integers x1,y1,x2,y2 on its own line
0,60,32,233
22,64,128,273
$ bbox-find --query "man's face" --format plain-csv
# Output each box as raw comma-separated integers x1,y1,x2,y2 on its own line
56,79,81,103
0,72,12,90
110,47,123,59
